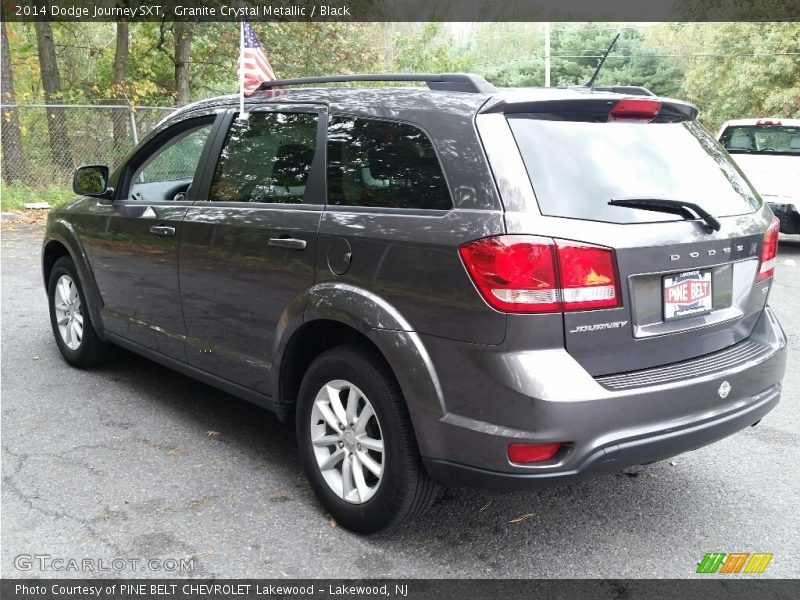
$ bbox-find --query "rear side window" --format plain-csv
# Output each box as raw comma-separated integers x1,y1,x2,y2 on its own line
507,117,760,224
327,117,452,210
720,125,800,155
209,112,318,204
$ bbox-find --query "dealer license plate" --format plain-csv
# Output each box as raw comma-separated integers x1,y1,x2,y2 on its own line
663,269,713,320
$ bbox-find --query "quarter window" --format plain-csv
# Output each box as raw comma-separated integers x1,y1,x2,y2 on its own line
327,117,452,210
209,112,319,204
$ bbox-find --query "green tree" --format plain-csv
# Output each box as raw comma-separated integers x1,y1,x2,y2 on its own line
673,22,800,130
33,21,72,168
480,23,683,96
173,22,193,106
111,20,129,152
392,23,473,73
1,22,26,183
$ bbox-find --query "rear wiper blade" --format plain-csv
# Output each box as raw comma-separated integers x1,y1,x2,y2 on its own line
609,197,721,233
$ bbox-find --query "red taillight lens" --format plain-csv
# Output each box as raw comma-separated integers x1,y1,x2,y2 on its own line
458,236,559,312
459,236,621,313
508,443,562,463
609,98,662,120
555,241,620,310
756,119,782,126
757,217,780,282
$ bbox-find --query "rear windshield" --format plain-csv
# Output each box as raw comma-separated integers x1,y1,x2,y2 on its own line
507,117,760,224
719,125,800,155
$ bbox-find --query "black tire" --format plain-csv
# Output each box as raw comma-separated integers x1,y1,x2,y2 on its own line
296,345,439,533
47,256,110,368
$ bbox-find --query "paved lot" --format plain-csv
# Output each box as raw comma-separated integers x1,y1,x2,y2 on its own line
1,223,799,579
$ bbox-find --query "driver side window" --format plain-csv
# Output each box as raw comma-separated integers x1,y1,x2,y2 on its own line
128,121,213,202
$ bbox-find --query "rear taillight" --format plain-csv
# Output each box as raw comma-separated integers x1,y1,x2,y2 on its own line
458,236,559,312
608,98,662,120
555,242,620,310
508,442,562,463
757,217,780,282
459,235,621,313
756,119,782,126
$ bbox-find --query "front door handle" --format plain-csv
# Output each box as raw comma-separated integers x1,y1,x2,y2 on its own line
149,225,176,237
268,237,307,250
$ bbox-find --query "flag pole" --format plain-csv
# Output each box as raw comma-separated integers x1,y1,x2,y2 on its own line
238,20,247,119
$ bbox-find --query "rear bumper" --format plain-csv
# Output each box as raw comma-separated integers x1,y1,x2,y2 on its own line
424,383,780,490
768,201,800,234
414,306,787,490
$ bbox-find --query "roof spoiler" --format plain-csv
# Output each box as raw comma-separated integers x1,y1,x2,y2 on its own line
255,73,497,94
481,96,699,122
591,85,655,96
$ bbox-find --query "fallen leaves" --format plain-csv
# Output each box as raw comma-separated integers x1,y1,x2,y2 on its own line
188,497,214,509
0,209,49,226
509,512,536,523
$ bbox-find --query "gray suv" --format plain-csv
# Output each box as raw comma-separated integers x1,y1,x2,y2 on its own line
43,74,787,533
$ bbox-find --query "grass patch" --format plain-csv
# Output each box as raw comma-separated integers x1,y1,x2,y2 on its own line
0,181,75,211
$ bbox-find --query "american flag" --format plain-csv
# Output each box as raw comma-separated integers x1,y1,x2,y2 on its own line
240,19,275,96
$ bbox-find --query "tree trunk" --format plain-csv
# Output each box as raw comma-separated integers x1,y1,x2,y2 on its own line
112,20,130,155
33,21,72,170
1,22,27,184
173,22,193,106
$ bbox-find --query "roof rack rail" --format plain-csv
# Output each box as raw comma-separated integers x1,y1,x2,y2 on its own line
255,73,497,94
593,85,656,96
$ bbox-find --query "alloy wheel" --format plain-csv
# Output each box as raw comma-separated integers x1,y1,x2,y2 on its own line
53,274,83,351
309,379,385,504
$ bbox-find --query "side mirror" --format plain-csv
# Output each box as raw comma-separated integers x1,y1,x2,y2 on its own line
73,165,112,198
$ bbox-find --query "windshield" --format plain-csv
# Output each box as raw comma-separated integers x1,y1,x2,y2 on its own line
719,125,800,155
507,117,761,224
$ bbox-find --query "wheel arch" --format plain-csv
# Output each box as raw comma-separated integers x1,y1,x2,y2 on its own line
42,220,106,339
276,318,386,424
42,239,71,287
273,284,445,458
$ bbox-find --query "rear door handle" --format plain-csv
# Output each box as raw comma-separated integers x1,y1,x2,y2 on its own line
149,225,176,237
268,237,307,250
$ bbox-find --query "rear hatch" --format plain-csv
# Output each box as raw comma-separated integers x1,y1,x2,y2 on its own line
478,93,778,376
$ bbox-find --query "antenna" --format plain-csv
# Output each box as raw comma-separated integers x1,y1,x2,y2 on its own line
584,33,620,90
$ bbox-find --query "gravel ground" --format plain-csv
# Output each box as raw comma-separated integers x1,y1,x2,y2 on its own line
2,222,798,579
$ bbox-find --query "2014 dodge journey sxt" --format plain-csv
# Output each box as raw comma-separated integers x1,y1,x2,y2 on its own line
43,73,787,533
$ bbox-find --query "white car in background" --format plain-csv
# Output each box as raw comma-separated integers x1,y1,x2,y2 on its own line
717,118,800,234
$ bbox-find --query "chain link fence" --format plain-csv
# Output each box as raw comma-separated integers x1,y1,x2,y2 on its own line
1,102,175,200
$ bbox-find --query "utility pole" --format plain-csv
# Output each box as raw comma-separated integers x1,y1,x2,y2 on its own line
544,22,551,87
